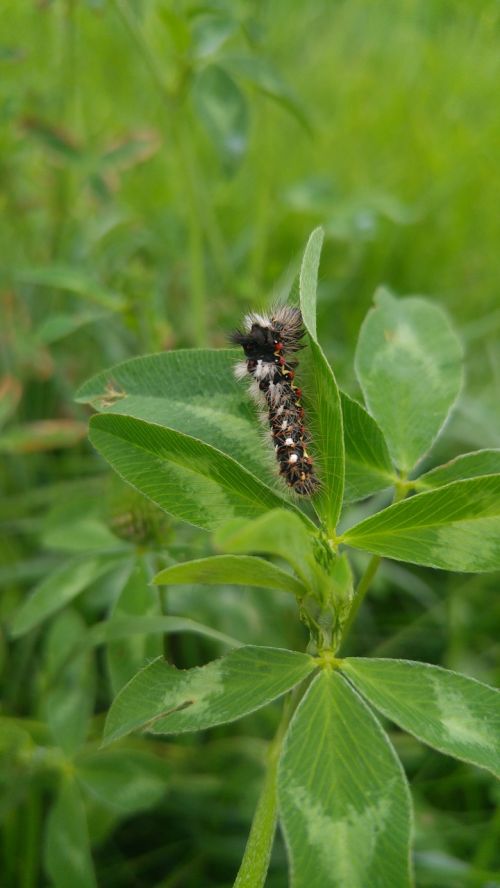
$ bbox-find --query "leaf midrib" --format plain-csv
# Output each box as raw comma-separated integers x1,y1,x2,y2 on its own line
90,415,314,525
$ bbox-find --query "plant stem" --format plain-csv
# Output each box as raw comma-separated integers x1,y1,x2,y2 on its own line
339,480,408,652
233,687,301,887
173,121,208,347
339,554,381,652
112,0,173,110
249,106,272,289
158,586,170,661
233,743,279,888
51,0,78,259
20,788,41,888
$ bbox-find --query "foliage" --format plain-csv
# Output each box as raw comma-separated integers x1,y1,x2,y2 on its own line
76,229,499,886
1,2,500,887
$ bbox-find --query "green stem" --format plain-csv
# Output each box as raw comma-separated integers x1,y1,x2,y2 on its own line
112,0,173,109
339,554,381,652
249,107,272,289
20,789,41,888
174,122,208,346
339,479,408,652
158,583,170,661
233,688,301,887
51,0,78,259
2,805,18,888
233,744,279,888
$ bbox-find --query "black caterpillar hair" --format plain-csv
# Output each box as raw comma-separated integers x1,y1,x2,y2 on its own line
231,306,320,496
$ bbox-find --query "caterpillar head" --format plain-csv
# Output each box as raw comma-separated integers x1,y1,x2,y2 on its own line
230,324,276,361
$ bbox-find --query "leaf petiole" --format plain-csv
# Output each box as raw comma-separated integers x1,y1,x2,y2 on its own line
339,480,408,651
233,684,306,888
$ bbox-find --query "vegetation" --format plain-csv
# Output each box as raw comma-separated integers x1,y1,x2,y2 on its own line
1,2,499,887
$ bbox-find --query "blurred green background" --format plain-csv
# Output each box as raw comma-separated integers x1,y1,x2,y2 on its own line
1,1,499,886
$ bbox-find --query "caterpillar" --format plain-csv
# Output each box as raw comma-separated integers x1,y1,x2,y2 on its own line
231,306,320,496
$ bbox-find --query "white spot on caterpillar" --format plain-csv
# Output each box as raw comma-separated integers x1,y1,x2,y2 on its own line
285,437,295,447
268,383,286,406
254,360,275,381
289,453,299,464
233,362,248,381
281,420,288,430
248,380,263,403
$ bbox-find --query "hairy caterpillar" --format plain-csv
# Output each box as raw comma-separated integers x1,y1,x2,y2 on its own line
231,306,320,496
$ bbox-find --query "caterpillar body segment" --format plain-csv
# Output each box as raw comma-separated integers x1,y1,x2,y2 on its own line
231,307,319,496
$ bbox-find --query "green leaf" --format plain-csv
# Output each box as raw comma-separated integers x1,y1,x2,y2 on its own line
0,420,87,454
76,349,275,486
342,475,500,571
103,646,315,745
43,610,94,754
225,55,311,132
0,375,22,429
77,349,360,517
301,339,345,533
192,13,236,58
342,659,500,778
416,449,500,490
23,117,81,161
17,265,125,310
35,310,111,345
157,7,191,53
9,555,122,638
42,517,124,553
45,780,97,888
89,413,296,532
153,554,307,599
77,749,170,814
355,288,463,472
106,556,161,694
194,64,248,166
299,230,344,532
214,510,323,594
299,226,324,343
89,615,240,650
341,391,395,501
278,670,413,888
99,132,160,171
